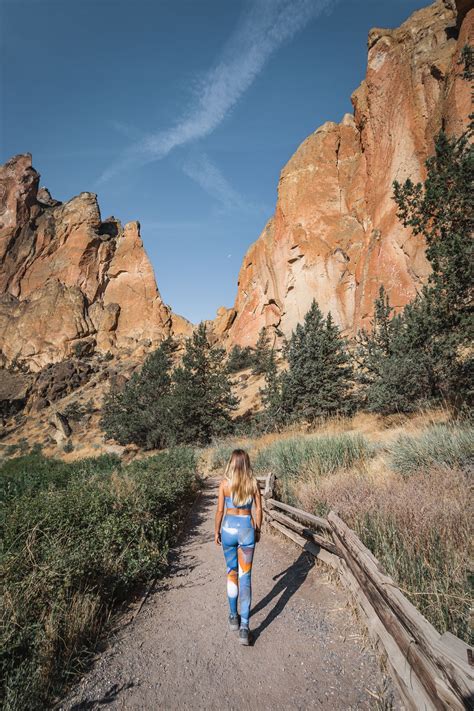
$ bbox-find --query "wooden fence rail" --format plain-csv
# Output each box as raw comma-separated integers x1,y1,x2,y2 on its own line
259,472,473,711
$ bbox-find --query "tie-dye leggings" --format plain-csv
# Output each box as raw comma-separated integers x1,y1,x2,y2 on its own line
221,513,255,628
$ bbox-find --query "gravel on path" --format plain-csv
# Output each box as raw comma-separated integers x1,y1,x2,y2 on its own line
61,478,398,711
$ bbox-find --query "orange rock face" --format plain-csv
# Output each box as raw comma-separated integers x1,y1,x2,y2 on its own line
0,154,190,370
1,2,471,369
218,0,473,347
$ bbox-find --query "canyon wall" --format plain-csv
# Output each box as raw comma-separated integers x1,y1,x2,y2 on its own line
0,154,191,370
1,0,472,372
215,0,473,347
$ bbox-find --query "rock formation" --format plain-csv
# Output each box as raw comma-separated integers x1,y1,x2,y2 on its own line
0,0,471,371
0,154,192,370
215,0,473,347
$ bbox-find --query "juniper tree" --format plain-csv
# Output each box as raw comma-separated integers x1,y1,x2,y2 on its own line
283,300,354,421
170,322,239,445
354,287,438,414
392,96,473,409
259,348,287,430
100,337,176,448
251,327,273,375
226,344,255,373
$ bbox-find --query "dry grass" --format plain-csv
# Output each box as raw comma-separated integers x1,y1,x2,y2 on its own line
206,411,473,642
294,461,471,640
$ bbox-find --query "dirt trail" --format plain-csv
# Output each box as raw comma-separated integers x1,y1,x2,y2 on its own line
62,479,398,710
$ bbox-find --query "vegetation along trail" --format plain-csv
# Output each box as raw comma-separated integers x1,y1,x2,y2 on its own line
62,478,398,710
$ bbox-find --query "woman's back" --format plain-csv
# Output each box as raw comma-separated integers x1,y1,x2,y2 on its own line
222,480,253,510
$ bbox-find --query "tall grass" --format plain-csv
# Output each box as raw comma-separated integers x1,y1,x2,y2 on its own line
387,423,474,475
290,423,473,643
253,432,371,477
209,438,254,471
1,448,200,710
251,432,371,504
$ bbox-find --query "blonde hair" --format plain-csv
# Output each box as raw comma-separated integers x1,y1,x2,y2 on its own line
224,449,257,506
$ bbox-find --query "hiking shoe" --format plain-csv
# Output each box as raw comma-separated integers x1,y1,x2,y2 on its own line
228,614,240,631
239,626,250,645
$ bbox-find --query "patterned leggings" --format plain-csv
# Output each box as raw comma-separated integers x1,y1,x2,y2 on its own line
221,514,255,628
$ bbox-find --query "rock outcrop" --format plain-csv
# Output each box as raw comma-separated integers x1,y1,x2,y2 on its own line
1,1,471,372
0,154,192,370
215,0,473,347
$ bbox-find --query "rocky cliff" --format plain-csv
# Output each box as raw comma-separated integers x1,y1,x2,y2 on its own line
0,2,471,368
0,154,192,370
214,0,473,347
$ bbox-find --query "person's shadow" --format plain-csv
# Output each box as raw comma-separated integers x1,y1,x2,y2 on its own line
250,550,315,643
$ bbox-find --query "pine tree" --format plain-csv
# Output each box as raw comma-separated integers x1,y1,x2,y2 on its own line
226,344,255,373
283,300,354,421
354,287,437,414
170,322,239,445
259,349,287,430
392,92,473,409
100,337,175,448
252,327,273,375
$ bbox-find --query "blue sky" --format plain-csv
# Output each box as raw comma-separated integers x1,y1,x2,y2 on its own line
1,0,425,323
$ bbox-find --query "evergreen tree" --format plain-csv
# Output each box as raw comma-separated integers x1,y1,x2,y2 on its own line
392,98,473,409
252,327,273,375
354,287,437,414
259,348,287,430
283,300,354,421
170,322,239,445
226,344,255,373
100,337,175,448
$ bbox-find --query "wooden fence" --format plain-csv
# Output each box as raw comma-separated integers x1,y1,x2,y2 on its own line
255,473,473,711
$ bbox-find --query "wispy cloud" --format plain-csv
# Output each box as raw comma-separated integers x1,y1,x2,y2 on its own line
182,152,245,211
96,0,333,185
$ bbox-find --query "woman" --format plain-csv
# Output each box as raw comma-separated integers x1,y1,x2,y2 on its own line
214,449,262,646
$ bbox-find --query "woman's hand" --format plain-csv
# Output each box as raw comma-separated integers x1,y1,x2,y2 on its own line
215,531,221,546
255,528,261,543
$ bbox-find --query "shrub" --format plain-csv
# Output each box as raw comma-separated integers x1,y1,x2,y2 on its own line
253,432,370,478
1,449,199,710
387,423,474,476
210,439,254,471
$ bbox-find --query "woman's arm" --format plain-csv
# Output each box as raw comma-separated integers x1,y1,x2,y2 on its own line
253,484,262,542
215,480,225,545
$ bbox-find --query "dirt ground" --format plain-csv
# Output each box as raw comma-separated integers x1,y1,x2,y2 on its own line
61,479,399,711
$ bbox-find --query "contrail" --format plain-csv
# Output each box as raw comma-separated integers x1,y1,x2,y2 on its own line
96,0,333,185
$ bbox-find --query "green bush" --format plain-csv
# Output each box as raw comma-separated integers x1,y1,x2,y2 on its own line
1,449,199,710
0,452,120,504
253,433,371,480
387,424,474,476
